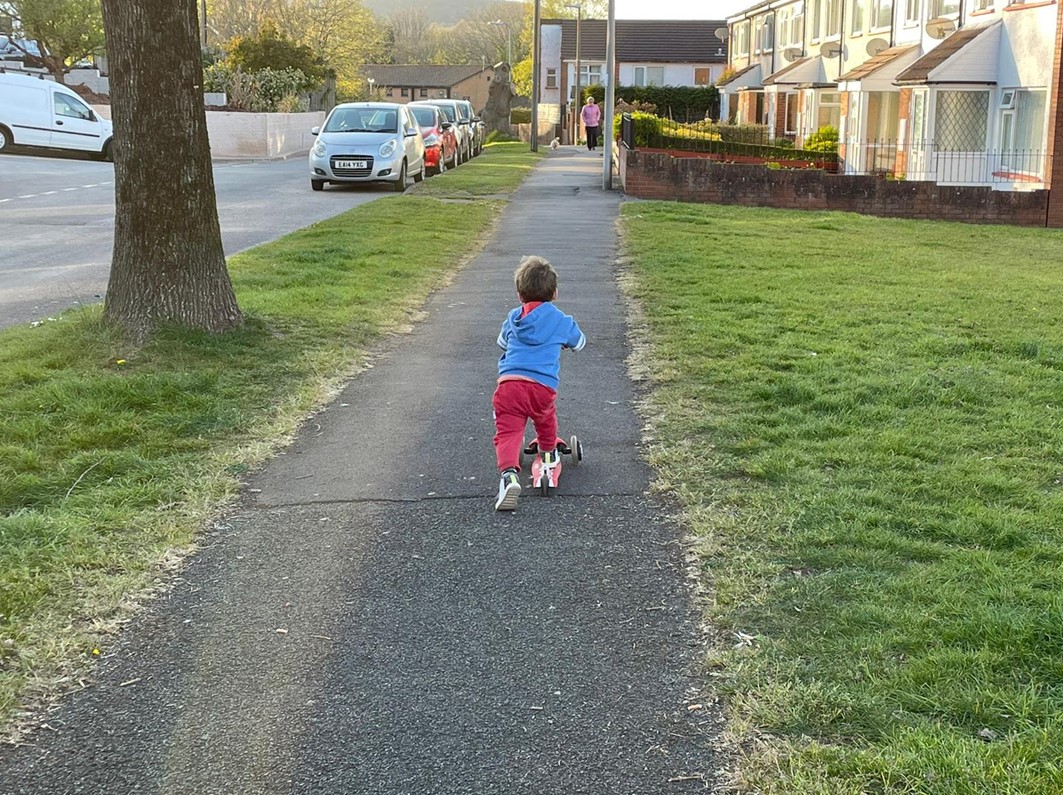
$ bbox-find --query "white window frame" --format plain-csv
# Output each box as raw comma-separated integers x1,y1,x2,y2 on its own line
851,0,865,33
871,0,892,28
929,0,959,16
904,0,920,24
633,65,665,87
546,68,557,89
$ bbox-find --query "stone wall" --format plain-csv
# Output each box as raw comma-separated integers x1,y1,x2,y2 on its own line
618,148,1051,227
205,111,324,160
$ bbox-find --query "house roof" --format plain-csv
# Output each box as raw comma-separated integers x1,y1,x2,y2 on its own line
361,64,488,88
716,63,760,88
894,24,999,85
838,45,919,82
546,19,728,63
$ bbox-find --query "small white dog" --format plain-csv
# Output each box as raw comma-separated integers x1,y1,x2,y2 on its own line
549,137,560,150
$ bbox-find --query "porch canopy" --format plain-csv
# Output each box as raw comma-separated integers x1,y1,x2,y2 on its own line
763,56,833,89
894,22,1002,86
717,63,763,92
838,45,920,92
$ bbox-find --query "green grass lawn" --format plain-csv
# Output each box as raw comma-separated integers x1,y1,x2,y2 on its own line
0,142,541,736
621,202,1063,794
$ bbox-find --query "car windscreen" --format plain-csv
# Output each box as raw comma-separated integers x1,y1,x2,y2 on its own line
434,104,458,123
324,108,398,133
411,107,437,128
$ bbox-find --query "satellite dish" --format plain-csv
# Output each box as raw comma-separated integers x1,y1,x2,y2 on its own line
819,41,841,58
783,47,803,61
865,38,889,56
714,27,728,41
925,17,956,39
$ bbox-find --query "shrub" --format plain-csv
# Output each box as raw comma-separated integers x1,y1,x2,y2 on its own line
587,84,719,122
804,125,839,152
203,64,313,112
275,93,309,113
510,108,532,124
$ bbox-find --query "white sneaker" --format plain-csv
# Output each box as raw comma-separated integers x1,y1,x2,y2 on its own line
494,470,521,511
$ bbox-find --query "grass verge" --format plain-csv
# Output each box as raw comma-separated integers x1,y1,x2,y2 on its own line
620,202,1063,794
0,142,541,737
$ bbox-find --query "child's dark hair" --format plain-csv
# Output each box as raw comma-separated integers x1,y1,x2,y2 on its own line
514,256,557,302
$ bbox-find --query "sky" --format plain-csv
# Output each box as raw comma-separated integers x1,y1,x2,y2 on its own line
615,0,750,19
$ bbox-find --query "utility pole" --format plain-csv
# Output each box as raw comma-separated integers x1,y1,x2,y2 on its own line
530,0,541,152
490,20,512,66
566,3,581,145
603,0,615,189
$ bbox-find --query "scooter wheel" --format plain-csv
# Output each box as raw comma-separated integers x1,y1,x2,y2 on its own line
540,477,550,497
569,435,582,466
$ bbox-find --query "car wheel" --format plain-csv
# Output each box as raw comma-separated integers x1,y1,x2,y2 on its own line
437,154,446,174
96,139,113,162
413,163,425,183
311,178,325,191
392,161,407,192
0,125,11,153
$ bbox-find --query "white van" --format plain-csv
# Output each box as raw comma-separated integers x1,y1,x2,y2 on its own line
0,70,114,159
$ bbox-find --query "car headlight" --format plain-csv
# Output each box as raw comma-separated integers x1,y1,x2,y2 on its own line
312,141,326,157
379,139,397,158
423,134,441,146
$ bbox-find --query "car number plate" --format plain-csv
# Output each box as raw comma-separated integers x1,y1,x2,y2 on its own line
335,159,368,169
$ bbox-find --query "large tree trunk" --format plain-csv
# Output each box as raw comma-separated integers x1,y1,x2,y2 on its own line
101,0,242,341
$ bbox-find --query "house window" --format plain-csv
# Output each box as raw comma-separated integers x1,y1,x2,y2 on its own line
1000,89,1046,173
694,67,711,85
633,66,664,86
761,15,775,51
419,88,428,97
934,90,989,150
872,0,892,27
546,68,557,88
401,88,409,97
930,0,959,15
779,4,805,47
817,91,841,129
905,0,920,23
813,0,841,39
386,88,394,97
734,21,750,55
973,0,992,10
580,63,603,87
851,0,865,33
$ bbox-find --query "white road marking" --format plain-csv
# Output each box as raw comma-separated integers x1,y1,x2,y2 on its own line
18,194,35,199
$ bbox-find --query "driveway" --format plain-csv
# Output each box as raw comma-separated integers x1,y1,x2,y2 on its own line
0,153,395,330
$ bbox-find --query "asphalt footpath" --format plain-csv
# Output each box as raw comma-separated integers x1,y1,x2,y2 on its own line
0,148,723,794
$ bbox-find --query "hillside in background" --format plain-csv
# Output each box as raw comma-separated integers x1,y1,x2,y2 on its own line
365,0,493,24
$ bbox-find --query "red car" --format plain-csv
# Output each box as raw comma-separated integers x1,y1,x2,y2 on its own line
409,103,458,175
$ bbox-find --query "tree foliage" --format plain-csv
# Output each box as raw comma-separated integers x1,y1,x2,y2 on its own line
205,0,387,98
225,19,326,82
5,0,105,82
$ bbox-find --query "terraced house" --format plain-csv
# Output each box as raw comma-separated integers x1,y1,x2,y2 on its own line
718,0,1063,197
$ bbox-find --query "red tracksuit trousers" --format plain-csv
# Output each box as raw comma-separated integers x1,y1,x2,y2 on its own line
493,379,558,472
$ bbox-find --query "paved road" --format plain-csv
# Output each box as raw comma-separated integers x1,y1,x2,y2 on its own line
0,150,722,794
0,152,395,330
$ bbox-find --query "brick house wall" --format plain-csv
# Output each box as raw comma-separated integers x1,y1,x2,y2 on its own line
619,148,1050,226
1045,0,1063,227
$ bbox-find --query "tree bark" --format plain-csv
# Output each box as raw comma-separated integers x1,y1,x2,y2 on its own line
101,0,242,341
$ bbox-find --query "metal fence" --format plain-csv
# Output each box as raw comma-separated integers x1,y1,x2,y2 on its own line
842,138,1049,185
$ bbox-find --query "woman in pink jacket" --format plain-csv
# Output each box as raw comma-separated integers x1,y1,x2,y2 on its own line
581,96,602,151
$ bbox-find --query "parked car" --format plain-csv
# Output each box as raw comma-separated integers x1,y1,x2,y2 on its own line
309,102,425,192
424,99,473,164
408,103,457,175
456,100,484,157
0,71,113,159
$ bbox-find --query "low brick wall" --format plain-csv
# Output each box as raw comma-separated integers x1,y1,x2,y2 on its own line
619,148,1051,227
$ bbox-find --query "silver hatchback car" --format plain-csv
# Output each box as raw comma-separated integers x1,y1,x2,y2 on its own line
309,102,426,192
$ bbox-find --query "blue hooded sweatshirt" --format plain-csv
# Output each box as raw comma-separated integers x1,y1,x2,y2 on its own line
497,302,586,391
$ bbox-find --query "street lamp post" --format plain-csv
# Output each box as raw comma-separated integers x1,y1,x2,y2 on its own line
531,0,540,152
489,20,512,65
565,3,581,145
367,77,375,99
